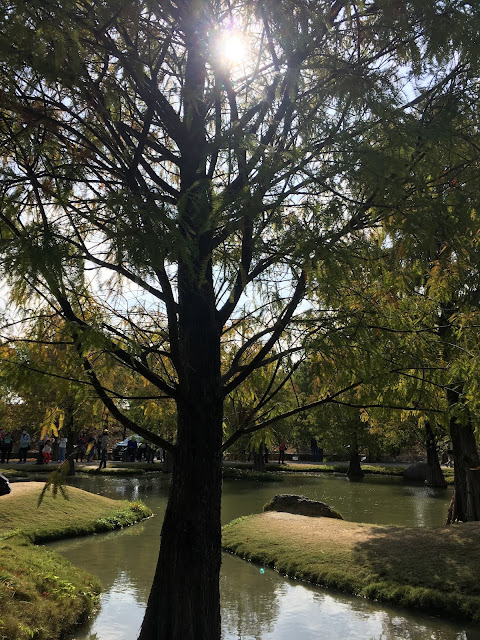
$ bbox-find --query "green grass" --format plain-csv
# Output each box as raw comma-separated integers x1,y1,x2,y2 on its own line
443,468,455,484
0,468,29,478
0,484,151,543
222,512,480,623
78,465,146,476
223,460,456,484
222,466,284,481
0,483,152,639
0,539,100,640
1,464,53,474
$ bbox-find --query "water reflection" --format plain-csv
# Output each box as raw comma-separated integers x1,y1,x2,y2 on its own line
219,553,480,640
50,474,479,640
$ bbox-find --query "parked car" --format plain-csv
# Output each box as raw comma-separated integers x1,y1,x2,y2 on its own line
112,435,143,461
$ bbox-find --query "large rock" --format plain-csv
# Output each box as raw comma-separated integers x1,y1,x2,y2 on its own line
263,494,343,519
0,474,11,496
402,461,428,482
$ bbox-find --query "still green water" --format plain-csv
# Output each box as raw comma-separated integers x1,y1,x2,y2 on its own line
48,473,480,640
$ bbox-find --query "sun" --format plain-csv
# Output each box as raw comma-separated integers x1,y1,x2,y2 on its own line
215,30,248,67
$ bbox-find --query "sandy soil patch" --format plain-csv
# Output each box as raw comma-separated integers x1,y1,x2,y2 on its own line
0,481,44,501
259,511,379,544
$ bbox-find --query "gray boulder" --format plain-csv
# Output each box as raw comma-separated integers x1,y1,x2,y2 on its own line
0,474,11,496
402,461,428,482
263,494,343,519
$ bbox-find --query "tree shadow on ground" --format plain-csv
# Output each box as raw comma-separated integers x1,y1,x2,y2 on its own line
352,522,480,595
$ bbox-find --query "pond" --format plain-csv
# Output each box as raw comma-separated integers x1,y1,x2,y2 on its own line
48,473,480,640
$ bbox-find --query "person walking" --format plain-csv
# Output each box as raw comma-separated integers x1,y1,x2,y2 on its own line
127,435,138,462
98,429,109,470
76,432,87,462
18,429,30,463
1,432,13,463
310,437,320,462
279,442,287,465
57,435,67,462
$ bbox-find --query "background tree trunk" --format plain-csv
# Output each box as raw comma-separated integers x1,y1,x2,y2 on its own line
446,402,480,523
162,449,174,474
424,422,446,488
253,447,266,472
439,318,480,521
347,433,364,479
347,450,364,479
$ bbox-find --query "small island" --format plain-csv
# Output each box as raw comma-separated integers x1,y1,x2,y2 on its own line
0,481,151,640
222,495,480,623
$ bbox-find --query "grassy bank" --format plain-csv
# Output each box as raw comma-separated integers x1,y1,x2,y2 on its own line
222,512,480,622
222,466,284,481
0,482,152,640
222,461,455,484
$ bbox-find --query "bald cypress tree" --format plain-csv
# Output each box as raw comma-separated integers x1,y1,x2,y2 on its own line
0,1,478,637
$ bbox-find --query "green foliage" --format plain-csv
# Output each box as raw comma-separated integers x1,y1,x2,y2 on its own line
0,0,477,452
37,460,70,506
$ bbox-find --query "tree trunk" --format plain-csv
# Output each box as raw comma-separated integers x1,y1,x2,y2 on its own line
139,13,225,634
139,201,223,636
138,336,223,639
347,432,364,479
347,449,364,479
253,447,266,472
438,315,480,522
138,405,223,639
446,391,480,523
162,449,174,474
424,422,446,488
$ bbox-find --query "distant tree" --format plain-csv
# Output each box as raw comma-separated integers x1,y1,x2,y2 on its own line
0,318,109,466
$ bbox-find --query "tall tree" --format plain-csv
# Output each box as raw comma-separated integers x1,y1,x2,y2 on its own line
0,1,478,637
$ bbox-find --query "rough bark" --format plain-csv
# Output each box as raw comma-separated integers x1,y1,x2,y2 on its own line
138,405,223,639
347,433,364,479
347,449,364,479
424,422,446,488
446,391,480,523
253,447,266,471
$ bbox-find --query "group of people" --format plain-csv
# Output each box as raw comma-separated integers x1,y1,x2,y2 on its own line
2,428,32,463
125,436,159,463
36,430,109,468
72,430,109,468
0,427,109,468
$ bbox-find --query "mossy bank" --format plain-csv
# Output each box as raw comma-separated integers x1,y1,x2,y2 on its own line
0,482,152,640
222,511,480,623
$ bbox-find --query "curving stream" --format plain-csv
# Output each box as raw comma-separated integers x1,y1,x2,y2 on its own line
47,473,480,640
